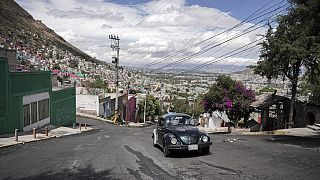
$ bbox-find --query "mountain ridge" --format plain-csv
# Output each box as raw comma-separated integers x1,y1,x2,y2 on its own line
0,0,96,63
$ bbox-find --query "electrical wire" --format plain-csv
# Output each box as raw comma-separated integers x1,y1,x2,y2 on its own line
140,0,286,69
118,0,170,36
116,0,162,34
151,7,286,72
166,0,287,73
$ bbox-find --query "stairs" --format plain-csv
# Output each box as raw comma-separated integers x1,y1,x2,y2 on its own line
307,124,320,131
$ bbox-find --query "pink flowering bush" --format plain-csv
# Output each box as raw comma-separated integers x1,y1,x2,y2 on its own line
202,75,256,125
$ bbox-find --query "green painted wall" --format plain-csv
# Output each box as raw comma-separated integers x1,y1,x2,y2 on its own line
0,54,76,134
0,58,9,134
9,72,51,96
6,70,52,133
7,96,22,132
51,87,76,127
1,56,51,134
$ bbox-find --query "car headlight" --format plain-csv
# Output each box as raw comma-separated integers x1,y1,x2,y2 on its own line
202,135,209,142
171,137,177,145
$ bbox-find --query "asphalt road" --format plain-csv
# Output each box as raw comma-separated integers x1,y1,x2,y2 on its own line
1,117,320,180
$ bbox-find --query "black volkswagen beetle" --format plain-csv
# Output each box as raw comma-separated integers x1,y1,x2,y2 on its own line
152,113,212,157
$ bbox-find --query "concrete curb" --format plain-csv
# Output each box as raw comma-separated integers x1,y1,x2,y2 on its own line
206,131,229,134
127,122,155,128
306,125,320,131
198,127,229,134
77,113,114,124
0,127,93,148
233,130,287,136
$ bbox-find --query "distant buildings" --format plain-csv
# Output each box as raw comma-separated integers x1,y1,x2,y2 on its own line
75,87,138,122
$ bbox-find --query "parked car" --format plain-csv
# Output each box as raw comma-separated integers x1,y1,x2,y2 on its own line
152,113,212,157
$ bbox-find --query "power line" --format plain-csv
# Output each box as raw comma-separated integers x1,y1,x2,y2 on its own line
152,25,264,72
169,1,286,72
149,3,288,70
182,19,277,73
151,7,285,73
115,0,162,34
140,0,287,69
185,38,264,73
216,1,284,74
119,0,169,35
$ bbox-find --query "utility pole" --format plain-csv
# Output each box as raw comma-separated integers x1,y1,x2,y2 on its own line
126,81,130,124
143,95,147,123
109,34,120,124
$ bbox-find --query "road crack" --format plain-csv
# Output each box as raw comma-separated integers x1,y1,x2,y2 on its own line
200,161,242,176
124,145,178,180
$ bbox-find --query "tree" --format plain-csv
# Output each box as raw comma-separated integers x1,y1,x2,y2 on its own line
189,97,204,118
84,78,109,95
254,0,320,127
202,75,255,127
171,98,188,114
138,95,162,121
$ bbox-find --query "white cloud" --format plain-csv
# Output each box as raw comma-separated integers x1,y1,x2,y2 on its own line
16,0,266,69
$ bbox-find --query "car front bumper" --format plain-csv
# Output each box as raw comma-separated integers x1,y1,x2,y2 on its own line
166,142,212,151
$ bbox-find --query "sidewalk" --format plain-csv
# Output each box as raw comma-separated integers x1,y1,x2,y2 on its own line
231,127,320,137
0,125,93,148
198,126,229,134
76,112,155,127
198,125,320,137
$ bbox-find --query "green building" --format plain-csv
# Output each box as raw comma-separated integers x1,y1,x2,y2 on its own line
0,49,76,134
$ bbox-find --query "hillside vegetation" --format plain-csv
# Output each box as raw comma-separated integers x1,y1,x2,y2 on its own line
0,0,95,62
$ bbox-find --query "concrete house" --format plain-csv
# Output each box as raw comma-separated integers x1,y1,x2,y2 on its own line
76,94,100,116
0,48,76,134
251,93,320,131
126,95,137,122
76,92,129,120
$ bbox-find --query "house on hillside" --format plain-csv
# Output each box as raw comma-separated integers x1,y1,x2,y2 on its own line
0,36,6,48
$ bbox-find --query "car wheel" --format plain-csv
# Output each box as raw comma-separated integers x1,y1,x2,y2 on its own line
163,144,170,157
202,147,210,155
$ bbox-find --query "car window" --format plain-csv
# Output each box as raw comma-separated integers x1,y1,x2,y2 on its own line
165,115,192,126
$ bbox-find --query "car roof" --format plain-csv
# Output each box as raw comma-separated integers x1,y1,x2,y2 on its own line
162,113,191,119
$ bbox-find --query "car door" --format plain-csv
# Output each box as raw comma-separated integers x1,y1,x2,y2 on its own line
157,117,165,146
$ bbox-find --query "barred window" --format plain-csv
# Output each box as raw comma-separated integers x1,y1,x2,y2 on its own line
38,99,49,120
31,102,38,124
23,104,30,126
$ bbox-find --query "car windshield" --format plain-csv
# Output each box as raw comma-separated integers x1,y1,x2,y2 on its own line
165,115,194,126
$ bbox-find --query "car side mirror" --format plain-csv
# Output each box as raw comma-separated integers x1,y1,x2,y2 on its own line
159,119,164,127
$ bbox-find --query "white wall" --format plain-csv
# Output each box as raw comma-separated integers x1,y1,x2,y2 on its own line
76,95,99,116
22,92,50,132
23,92,49,105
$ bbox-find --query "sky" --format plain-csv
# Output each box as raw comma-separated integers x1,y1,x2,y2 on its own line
15,0,286,71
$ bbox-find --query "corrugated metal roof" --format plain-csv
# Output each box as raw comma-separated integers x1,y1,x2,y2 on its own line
251,93,288,109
